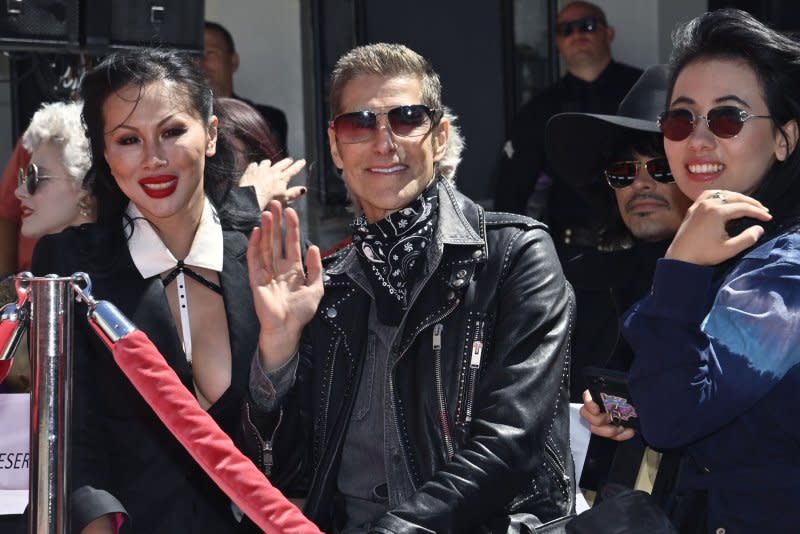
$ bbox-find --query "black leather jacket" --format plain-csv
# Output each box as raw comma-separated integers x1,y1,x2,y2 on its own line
242,179,575,533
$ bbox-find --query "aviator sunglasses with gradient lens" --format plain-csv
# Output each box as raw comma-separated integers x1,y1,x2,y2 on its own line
658,106,772,142
331,105,441,144
18,163,64,195
556,16,604,38
604,157,674,189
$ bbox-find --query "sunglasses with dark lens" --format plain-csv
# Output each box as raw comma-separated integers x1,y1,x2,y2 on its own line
17,163,64,195
556,16,603,37
603,157,674,189
658,106,772,142
330,105,441,144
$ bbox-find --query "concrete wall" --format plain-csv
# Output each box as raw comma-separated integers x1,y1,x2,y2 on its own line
205,0,305,163
658,0,706,63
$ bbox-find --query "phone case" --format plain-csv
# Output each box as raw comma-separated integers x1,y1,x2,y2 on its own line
584,366,639,429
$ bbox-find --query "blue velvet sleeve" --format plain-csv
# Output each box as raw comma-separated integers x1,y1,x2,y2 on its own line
622,245,800,448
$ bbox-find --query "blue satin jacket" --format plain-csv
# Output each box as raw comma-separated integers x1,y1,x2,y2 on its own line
622,229,800,533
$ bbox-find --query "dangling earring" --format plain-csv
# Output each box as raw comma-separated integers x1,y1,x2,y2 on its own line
78,197,91,218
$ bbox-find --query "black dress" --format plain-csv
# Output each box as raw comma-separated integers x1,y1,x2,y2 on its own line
32,223,259,533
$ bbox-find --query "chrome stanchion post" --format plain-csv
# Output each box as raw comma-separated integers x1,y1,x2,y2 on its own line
28,275,74,534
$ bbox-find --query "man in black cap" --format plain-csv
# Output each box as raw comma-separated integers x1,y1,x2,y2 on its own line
495,1,642,263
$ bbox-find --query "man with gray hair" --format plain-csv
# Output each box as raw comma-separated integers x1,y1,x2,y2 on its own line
241,42,575,533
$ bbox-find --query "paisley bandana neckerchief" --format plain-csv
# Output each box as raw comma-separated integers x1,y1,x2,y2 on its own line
351,182,439,325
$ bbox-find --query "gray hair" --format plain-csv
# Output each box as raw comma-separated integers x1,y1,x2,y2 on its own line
438,107,464,183
329,43,442,116
21,101,90,185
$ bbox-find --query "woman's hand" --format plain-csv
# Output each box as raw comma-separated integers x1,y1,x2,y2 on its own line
239,157,307,210
666,189,772,265
580,389,636,441
247,201,323,370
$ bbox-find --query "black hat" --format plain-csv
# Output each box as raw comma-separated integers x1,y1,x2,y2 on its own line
546,64,669,190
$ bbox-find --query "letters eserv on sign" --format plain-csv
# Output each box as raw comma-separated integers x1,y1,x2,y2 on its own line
0,393,30,515
0,452,29,470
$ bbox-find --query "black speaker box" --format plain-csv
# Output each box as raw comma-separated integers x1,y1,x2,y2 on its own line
83,0,203,54
0,0,80,51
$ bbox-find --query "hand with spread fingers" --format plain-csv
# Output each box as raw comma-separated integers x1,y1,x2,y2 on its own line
239,157,308,210
579,389,637,442
247,200,324,370
665,189,772,265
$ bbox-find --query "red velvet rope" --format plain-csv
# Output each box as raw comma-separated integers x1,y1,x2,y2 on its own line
108,329,322,534
0,318,19,383
0,359,11,383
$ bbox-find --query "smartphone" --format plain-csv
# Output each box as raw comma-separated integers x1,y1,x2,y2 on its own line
584,366,639,429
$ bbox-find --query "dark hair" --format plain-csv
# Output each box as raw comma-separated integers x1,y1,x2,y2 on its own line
598,130,667,249
668,8,800,233
329,43,442,116
208,97,283,230
80,48,227,231
213,97,282,171
204,21,235,55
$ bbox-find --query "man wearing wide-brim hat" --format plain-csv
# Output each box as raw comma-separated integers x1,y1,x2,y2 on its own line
545,64,692,503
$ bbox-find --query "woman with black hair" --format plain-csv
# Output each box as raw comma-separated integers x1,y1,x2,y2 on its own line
32,49,262,534
622,9,800,532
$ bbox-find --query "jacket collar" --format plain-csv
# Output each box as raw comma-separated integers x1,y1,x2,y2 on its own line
325,177,485,277
126,197,224,279
435,176,484,247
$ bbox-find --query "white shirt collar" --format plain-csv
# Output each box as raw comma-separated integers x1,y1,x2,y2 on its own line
126,197,224,279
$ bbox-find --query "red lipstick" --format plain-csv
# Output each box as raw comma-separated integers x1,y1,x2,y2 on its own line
139,175,178,199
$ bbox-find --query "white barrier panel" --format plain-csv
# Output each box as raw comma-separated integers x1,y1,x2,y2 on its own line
0,393,29,515
569,402,592,513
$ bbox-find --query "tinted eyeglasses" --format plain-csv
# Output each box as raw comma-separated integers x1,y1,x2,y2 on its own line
330,105,441,144
658,106,772,142
556,17,604,37
17,163,64,195
603,157,674,189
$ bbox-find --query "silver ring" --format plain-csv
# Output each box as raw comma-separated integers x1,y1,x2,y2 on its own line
711,191,726,202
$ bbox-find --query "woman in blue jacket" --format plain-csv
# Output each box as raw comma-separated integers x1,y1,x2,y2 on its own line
622,9,800,533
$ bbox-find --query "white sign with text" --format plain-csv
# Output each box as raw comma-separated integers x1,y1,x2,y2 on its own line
0,393,29,514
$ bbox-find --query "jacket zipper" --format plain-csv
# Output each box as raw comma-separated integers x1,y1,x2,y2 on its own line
315,335,340,467
545,434,572,510
433,323,455,460
545,434,568,483
262,407,283,476
390,297,460,484
461,319,484,426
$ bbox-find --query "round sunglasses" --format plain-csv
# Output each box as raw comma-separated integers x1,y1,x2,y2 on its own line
330,105,441,144
17,163,67,195
603,157,674,189
658,106,772,141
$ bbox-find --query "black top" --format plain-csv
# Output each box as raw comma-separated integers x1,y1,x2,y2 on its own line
563,239,669,400
494,61,642,232
32,224,259,534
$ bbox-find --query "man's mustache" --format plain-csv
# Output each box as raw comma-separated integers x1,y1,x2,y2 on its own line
625,192,669,212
